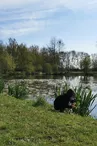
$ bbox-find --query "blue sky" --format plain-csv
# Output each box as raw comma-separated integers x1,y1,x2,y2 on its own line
0,0,97,54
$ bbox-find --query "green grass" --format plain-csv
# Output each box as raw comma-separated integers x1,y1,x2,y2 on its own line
0,94,97,146
32,97,49,107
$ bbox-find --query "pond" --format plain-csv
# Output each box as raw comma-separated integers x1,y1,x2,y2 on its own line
5,75,97,119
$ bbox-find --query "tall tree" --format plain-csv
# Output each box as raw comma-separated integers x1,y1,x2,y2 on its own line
16,43,34,73
57,39,64,53
7,38,18,57
92,58,97,71
80,55,91,75
0,51,15,73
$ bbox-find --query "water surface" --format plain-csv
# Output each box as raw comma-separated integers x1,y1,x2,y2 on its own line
5,75,97,118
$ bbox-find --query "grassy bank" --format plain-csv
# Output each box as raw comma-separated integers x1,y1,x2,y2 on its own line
0,94,97,146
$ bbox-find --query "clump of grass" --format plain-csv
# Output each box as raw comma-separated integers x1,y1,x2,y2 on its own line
74,86,97,116
0,78,4,93
8,81,28,99
0,122,7,130
32,97,48,107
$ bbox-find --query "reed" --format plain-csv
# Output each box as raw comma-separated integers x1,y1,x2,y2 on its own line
74,86,97,116
54,83,97,116
8,81,28,99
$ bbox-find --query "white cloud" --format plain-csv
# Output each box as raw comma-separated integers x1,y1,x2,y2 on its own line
41,0,97,11
0,5,58,23
0,0,40,9
0,0,97,45
0,18,46,39
0,0,97,10
0,6,57,39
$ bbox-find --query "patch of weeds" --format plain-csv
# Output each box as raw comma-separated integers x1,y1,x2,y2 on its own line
32,97,48,107
8,81,28,99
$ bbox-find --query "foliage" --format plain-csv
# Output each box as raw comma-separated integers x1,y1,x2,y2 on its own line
52,64,58,74
0,78,4,93
74,86,97,116
80,56,91,75
54,82,70,97
43,63,52,74
8,81,28,99
0,52,15,73
0,37,97,75
92,58,97,70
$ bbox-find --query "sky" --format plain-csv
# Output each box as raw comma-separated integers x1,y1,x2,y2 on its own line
0,0,97,54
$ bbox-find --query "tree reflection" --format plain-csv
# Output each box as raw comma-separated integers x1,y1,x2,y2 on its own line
80,76,90,84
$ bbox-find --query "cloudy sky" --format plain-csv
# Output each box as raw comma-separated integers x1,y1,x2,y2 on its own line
0,0,97,54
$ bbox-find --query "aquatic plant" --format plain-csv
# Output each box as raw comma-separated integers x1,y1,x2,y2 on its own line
54,83,97,116
8,81,28,99
54,82,70,97
74,86,97,116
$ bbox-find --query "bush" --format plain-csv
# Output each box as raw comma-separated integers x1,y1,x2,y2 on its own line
74,86,97,116
8,81,28,99
0,78,4,93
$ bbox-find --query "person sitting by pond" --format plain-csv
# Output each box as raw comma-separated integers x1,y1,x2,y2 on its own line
54,89,76,112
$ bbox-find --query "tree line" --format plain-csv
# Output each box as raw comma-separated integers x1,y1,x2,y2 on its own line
0,37,97,76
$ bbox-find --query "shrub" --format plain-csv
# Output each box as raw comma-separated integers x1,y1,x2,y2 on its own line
8,81,28,99
0,78,4,93
74,86,97,116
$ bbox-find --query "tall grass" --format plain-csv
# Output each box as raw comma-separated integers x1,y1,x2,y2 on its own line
74,86,97,116
32,97,48,107
8,81,28,99
54,83,70,97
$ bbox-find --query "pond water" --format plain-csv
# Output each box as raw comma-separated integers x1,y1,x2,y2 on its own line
5,75,97,119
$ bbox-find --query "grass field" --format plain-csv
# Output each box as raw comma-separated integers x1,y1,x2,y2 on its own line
0,94,97,146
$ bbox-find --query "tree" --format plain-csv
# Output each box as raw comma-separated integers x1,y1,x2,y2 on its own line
47,37,64,71
92,57,97,71
43,63,52,74
80,56,91,75
7,38,18,57
57,39,64,53
16,43,34,74
0,51,15,73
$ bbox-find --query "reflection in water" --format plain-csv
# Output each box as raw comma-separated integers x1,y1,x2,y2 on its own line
80,76,90,84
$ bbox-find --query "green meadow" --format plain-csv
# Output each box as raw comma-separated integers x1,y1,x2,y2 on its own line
0,94,97,146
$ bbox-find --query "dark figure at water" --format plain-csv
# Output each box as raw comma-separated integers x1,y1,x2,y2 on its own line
54,89,76,112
